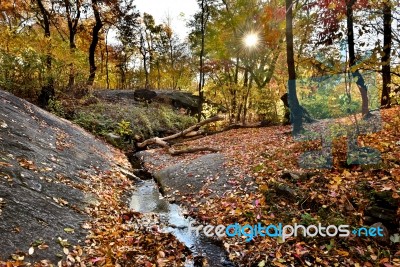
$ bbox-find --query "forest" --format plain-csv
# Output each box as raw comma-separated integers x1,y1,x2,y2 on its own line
0,0,400,266
1,0,398,123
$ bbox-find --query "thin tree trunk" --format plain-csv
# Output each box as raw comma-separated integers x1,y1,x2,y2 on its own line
140,32,150,88
87,0,103,88
198,0,206,122
65,0,80,90
105,28,110,89
36,0,54,107
169,36,176,89
286,0,302,134
381,2,392,107
346,0,369,116
157,60,161,89
242,76,253,125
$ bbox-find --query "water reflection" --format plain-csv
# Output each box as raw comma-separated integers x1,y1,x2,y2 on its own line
129,180,234,267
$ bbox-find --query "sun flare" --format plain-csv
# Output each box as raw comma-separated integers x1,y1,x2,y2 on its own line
243,32,259,48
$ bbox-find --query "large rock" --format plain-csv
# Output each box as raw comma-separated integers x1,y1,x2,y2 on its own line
0,90,125,262
155,90,200,115
133,89,157,102
93,89,201,115
94,89,227,117
136,151,256,204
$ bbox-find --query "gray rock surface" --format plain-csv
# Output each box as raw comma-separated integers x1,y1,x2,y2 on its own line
93,89,200,115
0,90,120,262
136,151,256,204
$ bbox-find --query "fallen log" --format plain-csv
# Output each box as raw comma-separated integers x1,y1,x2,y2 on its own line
137,115,224,148
183,129,205,137
169,147,219,156
137,137,169,148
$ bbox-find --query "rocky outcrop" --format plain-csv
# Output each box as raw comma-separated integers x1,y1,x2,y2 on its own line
0,90,129,263
135,151,256,205
93,89,225,116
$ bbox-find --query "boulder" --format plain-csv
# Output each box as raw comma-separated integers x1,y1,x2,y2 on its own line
0,90,128,263
136,151,256,205
133,89,157,102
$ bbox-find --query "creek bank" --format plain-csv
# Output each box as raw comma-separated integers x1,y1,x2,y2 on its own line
133,150,257,206
126,150,258,266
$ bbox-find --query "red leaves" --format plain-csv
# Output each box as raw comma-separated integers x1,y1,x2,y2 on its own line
144,107,400,266
311,0,371,44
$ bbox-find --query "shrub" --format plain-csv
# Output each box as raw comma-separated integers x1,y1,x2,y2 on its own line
73,101,196,145
47,99,65,118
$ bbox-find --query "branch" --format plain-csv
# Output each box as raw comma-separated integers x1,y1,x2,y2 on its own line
169,147,219,156
137,137,169,148
137,115,224,148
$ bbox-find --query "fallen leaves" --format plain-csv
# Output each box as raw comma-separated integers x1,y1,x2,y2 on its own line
52,197,69,206
2,106,399,267
17,157,36,170
0,161,12,167
142,106,400,266
63,227,75,234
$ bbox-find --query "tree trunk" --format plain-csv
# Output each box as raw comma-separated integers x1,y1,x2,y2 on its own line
65,0,80,90
286,0,302,134
169,147,219,156
105,28,110,89
140,32,150,88
87,0,103,87
242,75,252,125
197,0,206,122
137,115,224,148
381,2,392,107
346,0,369,116
36,0,54,108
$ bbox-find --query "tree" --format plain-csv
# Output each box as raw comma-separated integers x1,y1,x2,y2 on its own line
381,1,392,107
346,0,369,116
35,0,54,107
113,0,139,89
197,0,210,122
136,13,162,88
286,0,302,134
87,0,103,87
63,0,82,89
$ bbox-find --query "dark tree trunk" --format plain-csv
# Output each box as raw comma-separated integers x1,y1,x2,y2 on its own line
105,28,110,89
36,0,54,108
286,0,302,134
87,0,103,87
242,73,252,124
346,0,369,116
140,33,150,88
198,0,206,122
65,0,80,90
381,2,392,107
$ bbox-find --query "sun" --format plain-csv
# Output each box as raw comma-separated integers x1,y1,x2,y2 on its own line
243,32,259,48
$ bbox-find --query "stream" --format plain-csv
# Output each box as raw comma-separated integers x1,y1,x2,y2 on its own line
129,173,235,266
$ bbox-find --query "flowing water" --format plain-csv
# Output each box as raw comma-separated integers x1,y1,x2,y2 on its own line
129,179,234,267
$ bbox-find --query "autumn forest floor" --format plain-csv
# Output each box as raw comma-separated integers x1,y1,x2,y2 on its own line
2,102,399,267
142,106,400,266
